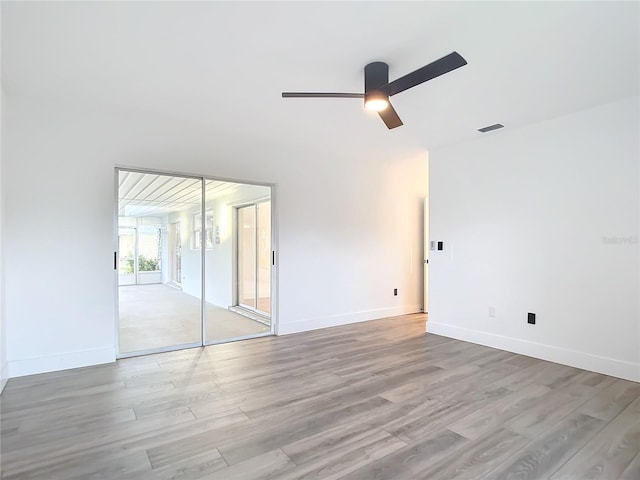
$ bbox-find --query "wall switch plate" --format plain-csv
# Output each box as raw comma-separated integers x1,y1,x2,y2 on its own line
430,241,436,251
394,288,398,296
437,241,443,251
528,312,536,324
489,307,496,318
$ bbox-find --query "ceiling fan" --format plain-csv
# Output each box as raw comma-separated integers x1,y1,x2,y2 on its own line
282,52,467,130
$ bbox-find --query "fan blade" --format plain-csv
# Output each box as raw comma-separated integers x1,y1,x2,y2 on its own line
385,52,467,96
378,102,403,129
282,92,364,98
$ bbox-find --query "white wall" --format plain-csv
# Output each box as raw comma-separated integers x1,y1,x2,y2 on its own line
3,95,427,377
0,86,7,391
428,96,640,381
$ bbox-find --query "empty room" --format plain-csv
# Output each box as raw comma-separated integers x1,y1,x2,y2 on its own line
1,2,639,479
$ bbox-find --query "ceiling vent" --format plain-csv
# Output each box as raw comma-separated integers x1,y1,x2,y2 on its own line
478,123,504,133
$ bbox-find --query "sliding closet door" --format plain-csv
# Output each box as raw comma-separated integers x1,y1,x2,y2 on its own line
117,171,274,355
117,170,203,355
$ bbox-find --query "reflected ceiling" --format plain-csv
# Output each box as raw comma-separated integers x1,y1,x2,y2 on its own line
118,171,266,217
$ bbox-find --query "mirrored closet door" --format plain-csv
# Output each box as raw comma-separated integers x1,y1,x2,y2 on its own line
116,169,274,357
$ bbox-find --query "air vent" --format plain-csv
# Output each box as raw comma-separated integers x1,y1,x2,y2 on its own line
478,123,504,133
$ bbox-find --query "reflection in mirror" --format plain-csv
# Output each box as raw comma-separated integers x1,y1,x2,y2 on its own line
204,180,272,344
117,170,273,355
117,171,203,354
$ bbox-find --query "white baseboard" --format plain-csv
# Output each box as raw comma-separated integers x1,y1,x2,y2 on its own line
8,347,116,378
277,305,422,335
427,321,640,383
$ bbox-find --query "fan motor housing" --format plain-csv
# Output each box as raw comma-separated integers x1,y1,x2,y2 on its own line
364,62,390,109
364,62,389,93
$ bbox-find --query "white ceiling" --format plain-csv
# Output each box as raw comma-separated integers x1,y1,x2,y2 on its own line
2,1,639,153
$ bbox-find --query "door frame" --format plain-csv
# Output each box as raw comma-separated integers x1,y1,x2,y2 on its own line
114,166,278,358
424,196,429,315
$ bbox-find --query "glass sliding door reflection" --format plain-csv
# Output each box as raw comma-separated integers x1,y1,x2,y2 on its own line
256,201,271,315
238,205,257,310
204,180,271,344
237,201,271,315
117,170,203,355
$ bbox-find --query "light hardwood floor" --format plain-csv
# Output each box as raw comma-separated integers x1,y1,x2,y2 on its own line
1,313,639,479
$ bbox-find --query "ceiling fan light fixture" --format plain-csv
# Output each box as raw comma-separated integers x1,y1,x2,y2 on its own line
364,99,389,112
364,90,389,111
281,52,467,130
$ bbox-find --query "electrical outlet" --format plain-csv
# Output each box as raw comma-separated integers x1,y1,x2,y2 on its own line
489,307,496,318
394,288,398,296
528,312,536,324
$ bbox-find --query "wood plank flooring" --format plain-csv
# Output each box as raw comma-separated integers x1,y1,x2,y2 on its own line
1,313,639,479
